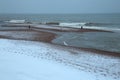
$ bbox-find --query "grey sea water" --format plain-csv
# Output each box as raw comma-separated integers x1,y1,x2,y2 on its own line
0,14,120,53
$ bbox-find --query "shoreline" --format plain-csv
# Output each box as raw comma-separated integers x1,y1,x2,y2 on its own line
52,43,120,58
0,24,119,58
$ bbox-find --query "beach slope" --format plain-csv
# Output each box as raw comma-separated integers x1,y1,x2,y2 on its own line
0,39,119,80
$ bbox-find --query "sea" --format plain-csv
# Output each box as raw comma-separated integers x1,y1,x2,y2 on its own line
0,14,120,53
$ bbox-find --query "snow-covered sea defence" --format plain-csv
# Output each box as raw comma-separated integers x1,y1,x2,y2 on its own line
0,39,120,80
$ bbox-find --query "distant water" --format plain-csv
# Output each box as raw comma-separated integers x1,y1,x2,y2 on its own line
0,14,120,53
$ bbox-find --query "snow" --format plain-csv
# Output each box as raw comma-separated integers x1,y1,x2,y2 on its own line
0,39,120,80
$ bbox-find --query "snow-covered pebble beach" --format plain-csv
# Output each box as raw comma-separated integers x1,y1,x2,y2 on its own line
0,39,120,80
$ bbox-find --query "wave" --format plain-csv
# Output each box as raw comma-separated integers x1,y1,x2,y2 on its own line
59,22,120,32
1,20,120,32
59,22,114,27
5,20,26,23
59,22,86,27
84,26,120,31
84,22,113,26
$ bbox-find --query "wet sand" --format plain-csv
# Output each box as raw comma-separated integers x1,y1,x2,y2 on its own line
0,24,119,58
0,29,56,43
65,45,120,57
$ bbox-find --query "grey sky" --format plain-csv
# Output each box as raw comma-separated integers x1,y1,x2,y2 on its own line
0,0,120,13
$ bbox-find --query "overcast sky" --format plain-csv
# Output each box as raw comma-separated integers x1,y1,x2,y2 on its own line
0,0,120,14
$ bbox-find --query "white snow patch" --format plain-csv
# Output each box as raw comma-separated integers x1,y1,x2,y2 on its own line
0,39,120,80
